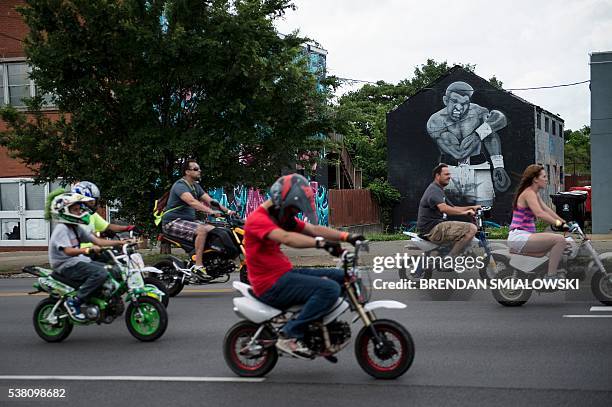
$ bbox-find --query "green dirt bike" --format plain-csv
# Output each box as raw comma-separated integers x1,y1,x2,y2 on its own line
24,243,168,343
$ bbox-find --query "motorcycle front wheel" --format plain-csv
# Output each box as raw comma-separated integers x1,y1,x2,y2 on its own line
223,321,278,377
33,298,73,342
153,259,185,297
125,296,168,342
355,319,414,379
591,271,612,305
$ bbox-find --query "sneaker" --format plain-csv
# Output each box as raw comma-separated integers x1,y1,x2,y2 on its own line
64,298,86,322
191,265,212,280
275,337,314,359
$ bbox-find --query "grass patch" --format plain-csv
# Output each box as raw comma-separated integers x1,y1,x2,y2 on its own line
365,233,408,241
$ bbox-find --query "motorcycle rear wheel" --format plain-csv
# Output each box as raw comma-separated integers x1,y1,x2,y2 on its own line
355,319,414,379
491,266,532,306
154,259,185,297
33,298,73,343
223,321,277,377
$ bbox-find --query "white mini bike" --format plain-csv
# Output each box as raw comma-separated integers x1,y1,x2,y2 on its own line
223,241,415,379
490,222,612,306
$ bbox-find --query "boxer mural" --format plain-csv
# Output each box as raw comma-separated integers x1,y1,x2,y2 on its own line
426,81,511,206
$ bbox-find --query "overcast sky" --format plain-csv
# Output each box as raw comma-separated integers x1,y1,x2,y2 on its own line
275,0,612,131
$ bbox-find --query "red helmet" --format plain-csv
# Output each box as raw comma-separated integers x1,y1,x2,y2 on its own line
270,174,317,224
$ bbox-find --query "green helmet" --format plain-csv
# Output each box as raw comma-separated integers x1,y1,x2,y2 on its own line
50,193,95,225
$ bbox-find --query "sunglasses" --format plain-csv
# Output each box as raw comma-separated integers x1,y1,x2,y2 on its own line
189,167,201,172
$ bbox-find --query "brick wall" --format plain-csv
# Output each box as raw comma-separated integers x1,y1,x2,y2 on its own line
1,0,31,178
0,0,27,58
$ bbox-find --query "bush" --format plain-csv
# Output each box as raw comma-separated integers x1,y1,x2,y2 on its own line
367,179,401,228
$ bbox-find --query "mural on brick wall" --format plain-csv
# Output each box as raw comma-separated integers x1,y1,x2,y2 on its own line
426,81,511,206
207,182,328,226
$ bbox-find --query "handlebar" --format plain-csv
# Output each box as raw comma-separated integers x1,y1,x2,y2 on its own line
340,240,370,264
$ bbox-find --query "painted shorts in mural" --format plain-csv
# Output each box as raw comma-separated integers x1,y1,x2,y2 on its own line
446,162,494,207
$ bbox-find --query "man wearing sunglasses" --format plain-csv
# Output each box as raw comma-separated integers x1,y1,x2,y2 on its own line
161,159,235,278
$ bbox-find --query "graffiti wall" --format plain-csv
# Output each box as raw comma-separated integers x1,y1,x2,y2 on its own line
207,181,329,226
387,67,538,226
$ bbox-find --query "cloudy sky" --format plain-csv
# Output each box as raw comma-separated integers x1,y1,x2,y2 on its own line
275,0,612,131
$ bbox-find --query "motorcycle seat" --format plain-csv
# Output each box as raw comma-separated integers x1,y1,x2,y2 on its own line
160,233,195,252
50,271,81,289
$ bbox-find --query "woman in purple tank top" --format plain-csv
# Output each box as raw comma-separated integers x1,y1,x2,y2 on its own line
508,164,569,280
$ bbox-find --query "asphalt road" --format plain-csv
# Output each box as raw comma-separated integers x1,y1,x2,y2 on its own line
1,268,611,407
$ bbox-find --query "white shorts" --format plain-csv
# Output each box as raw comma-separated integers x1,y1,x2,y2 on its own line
507,229,532,254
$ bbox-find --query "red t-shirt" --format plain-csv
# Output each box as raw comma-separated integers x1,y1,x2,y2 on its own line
244,206,305,296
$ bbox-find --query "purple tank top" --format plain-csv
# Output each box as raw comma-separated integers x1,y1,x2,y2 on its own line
510,206,536,233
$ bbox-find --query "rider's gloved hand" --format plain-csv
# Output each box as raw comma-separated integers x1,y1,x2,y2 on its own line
315,238,345,257
345,233,365,246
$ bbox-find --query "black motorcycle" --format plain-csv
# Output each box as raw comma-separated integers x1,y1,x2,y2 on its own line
154,209,247,296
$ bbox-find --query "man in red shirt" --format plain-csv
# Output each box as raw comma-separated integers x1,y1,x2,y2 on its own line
245,174,363,359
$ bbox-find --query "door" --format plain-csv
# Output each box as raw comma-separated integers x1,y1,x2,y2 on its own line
0,179,49,247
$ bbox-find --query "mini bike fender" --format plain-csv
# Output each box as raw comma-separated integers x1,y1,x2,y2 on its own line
141,266,164,274
233,297,282,323
364,300,407,312
352,300,407,323
143,285,165,302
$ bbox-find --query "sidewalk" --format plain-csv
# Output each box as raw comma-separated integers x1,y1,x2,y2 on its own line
3,235,612,274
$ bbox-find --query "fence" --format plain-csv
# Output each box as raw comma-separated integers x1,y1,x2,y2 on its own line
564,175,591,190
328,189,380,226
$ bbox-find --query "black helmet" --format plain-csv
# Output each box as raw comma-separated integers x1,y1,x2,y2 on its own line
270,174,317,224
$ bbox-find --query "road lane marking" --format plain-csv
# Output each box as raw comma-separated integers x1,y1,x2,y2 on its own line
589,306,612,312
0,288,234,297
0,375,264,383
562,315,612,318
0,292,45,297
183,288,234,293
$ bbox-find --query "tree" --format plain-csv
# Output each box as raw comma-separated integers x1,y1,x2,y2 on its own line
0,0,333,228
564,126,591,175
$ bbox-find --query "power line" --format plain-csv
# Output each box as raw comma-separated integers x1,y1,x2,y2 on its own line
335,75,590,91
0,31,24,43
336,77,378,84
504,80,590,91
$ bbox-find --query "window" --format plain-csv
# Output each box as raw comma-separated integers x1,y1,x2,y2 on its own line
559,124,563,137
537,113,541,129
544,117,550,133
0,61,54,107
560,166,564,183
552,120,556,135
546,164,550,180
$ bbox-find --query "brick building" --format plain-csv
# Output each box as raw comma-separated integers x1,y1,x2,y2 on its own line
1,0,61,250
